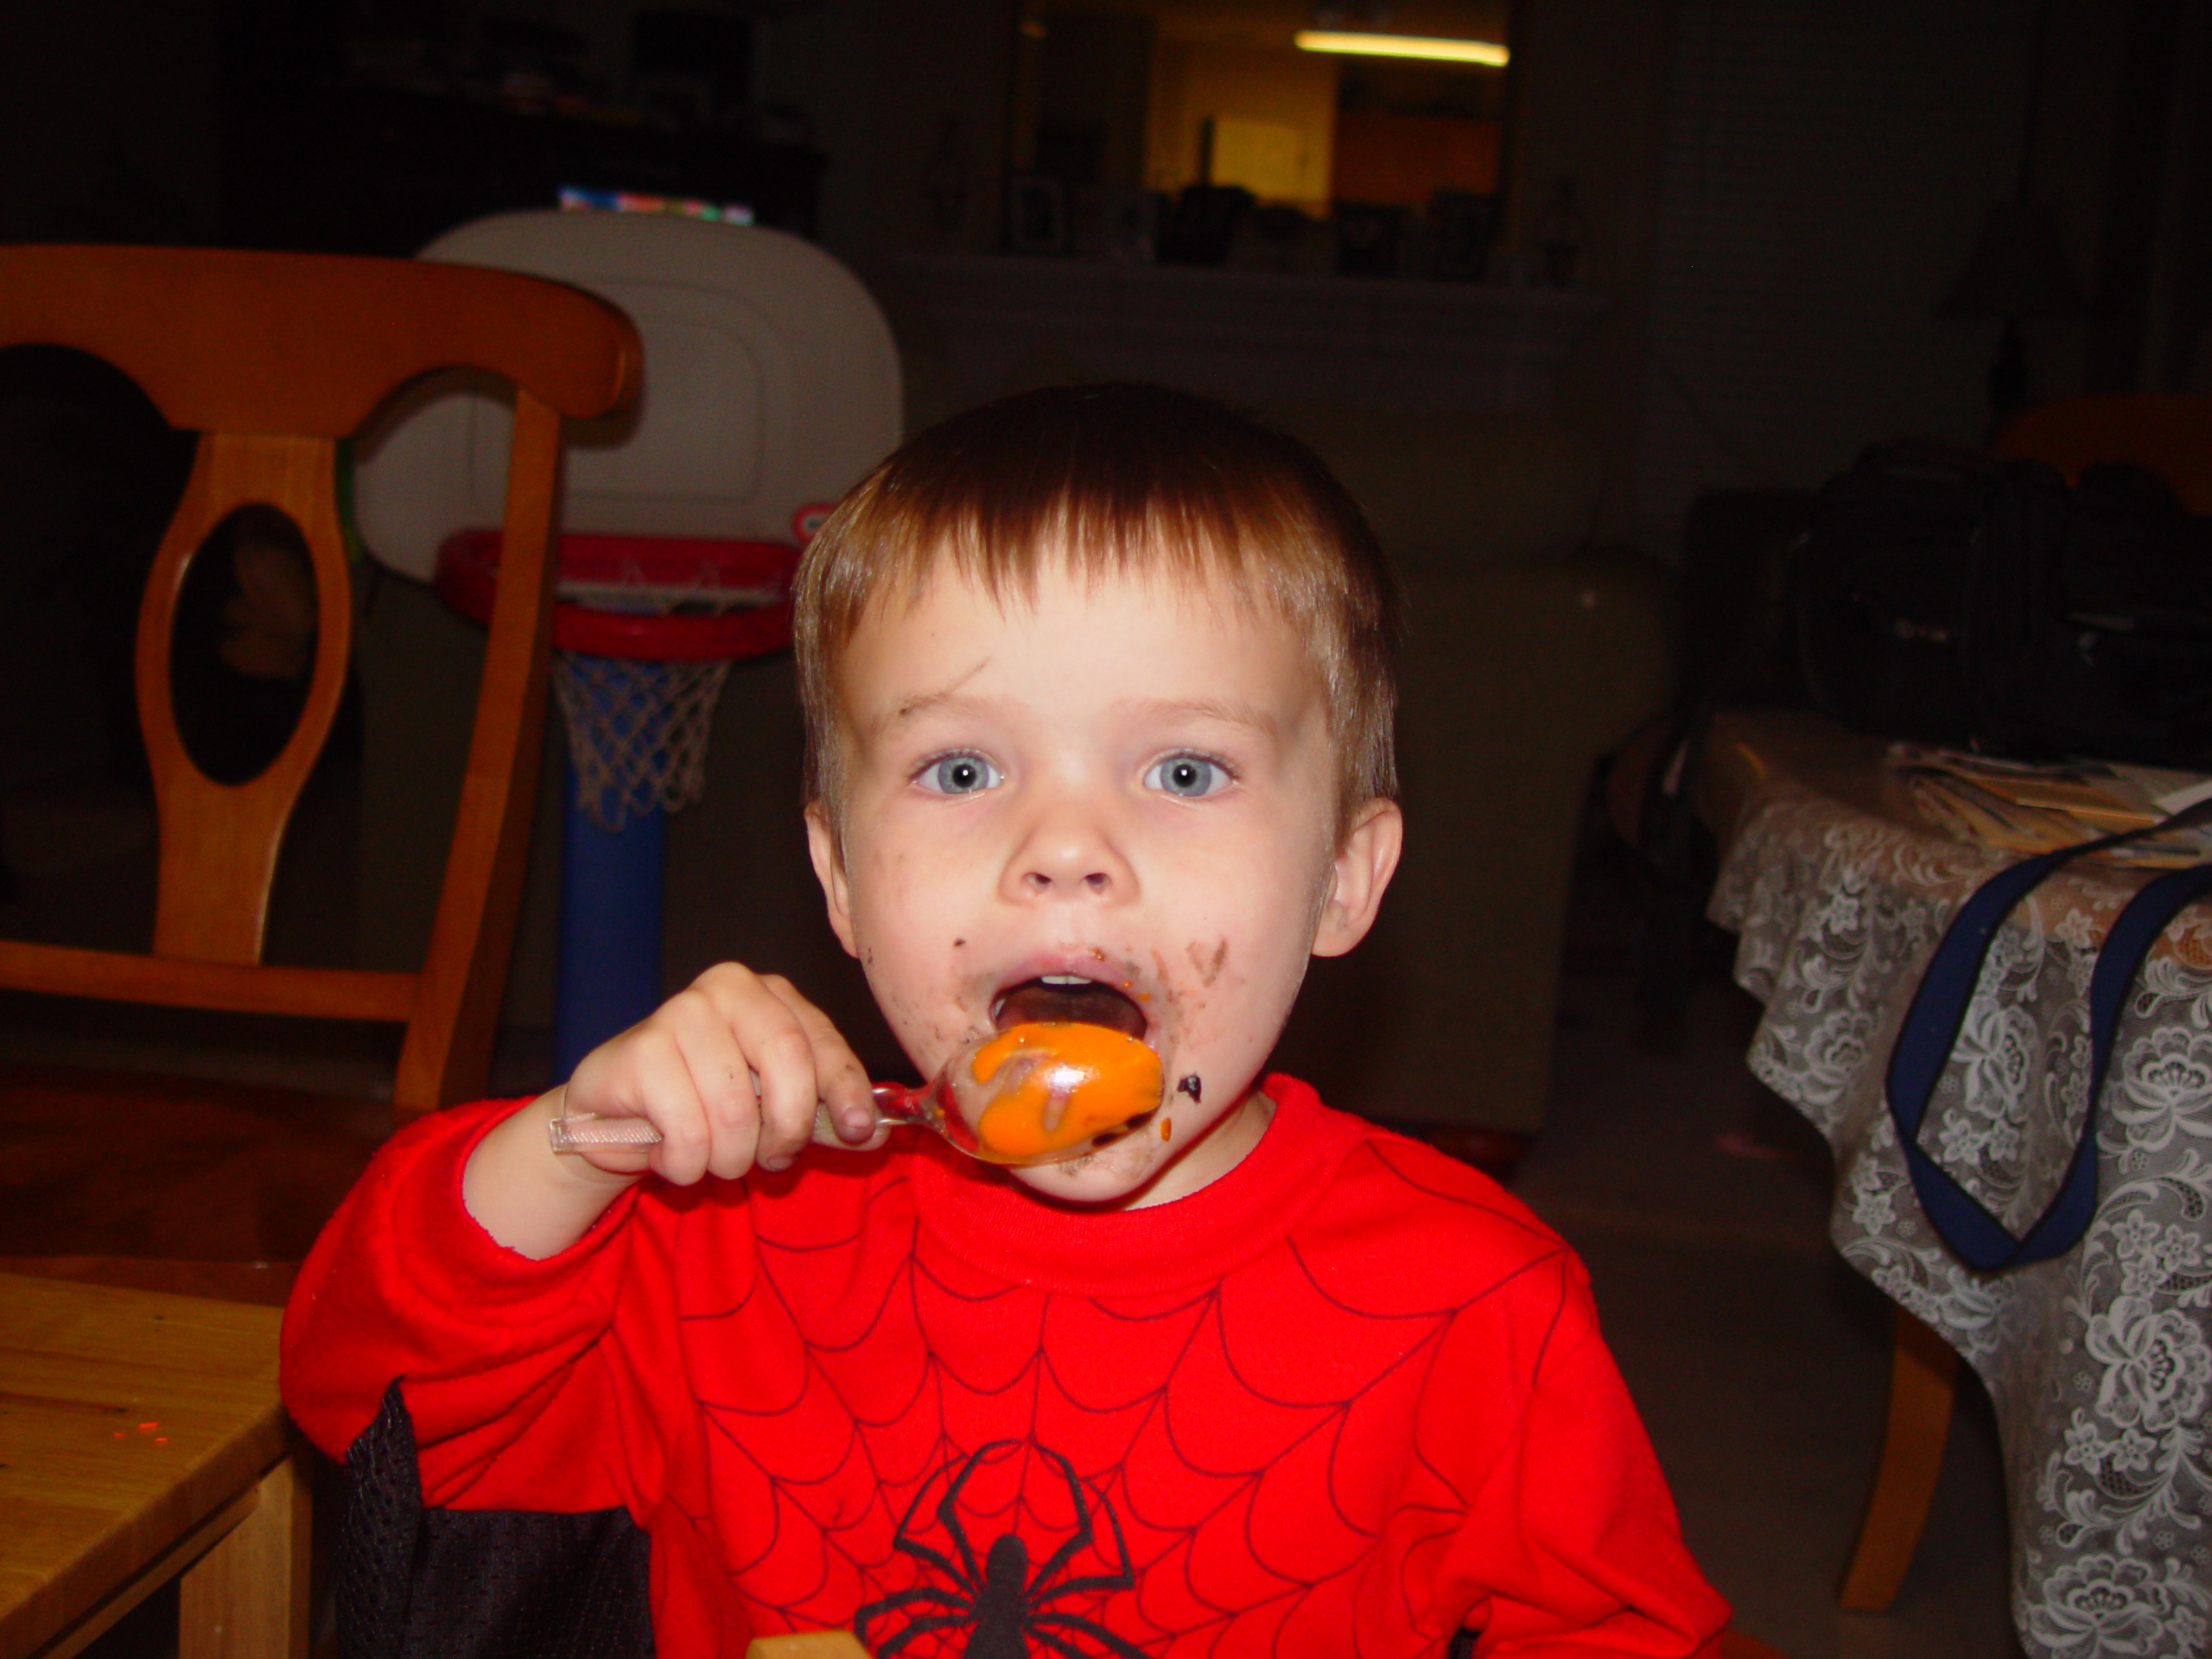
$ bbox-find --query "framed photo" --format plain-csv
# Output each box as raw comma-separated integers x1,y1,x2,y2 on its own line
1006,174,1069,254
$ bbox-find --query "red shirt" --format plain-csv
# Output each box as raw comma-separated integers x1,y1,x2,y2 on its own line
283,1076,1727,1657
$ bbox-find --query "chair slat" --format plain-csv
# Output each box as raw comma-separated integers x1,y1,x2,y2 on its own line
138,433,353,966
0,942,417,1022
0,245,639,437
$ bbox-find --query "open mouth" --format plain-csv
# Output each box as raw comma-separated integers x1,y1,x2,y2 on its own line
992,974,1149,1040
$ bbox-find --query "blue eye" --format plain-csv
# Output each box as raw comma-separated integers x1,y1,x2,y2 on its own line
1147,755,1227,798
924,753,1001,795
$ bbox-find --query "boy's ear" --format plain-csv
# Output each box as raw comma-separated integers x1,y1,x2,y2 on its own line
804,804,860,958
1311,798,1402,958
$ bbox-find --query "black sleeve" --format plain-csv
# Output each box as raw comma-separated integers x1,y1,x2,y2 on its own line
336,1379,656,1659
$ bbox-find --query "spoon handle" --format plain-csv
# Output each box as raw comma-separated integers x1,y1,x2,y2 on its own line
549,1083,931,1153
546,1112,661,1151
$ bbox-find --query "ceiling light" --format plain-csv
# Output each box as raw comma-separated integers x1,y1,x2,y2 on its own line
1293,29,1509,66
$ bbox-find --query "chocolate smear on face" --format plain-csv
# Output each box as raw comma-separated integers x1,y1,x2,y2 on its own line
1176,1073,1202,1103
1187,938,1230,986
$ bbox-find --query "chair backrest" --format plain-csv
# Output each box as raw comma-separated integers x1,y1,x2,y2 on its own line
0,245,640,1116
1996,393,2212,514
348,210,901,580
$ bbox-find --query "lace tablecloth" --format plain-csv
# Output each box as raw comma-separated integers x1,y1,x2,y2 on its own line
1710,763,2212,1659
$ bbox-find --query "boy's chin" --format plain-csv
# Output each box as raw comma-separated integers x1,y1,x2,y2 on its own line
1003,1139,1173,1207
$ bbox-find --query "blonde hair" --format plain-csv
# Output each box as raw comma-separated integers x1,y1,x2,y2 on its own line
795,384,1401,841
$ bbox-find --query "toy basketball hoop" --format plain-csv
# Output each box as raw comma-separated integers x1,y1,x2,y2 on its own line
438,530,798,833
435,520,814,1078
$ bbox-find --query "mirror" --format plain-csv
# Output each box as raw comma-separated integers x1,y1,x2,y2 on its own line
1008,0,1511,276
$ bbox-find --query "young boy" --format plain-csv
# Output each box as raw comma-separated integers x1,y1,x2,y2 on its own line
283,385,1728,1657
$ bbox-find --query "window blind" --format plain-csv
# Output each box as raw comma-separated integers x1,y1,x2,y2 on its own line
1632,0,2038,555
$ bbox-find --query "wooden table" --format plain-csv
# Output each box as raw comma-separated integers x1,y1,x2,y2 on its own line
0,1272,307,1659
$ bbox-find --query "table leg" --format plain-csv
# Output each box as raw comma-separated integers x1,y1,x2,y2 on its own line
1839,1306,1960,1611
179,1449,311,1659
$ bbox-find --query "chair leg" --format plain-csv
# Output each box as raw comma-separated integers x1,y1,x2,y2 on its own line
1839,1306,1960,1611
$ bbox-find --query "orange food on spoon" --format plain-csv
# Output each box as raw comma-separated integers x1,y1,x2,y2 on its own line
967,1022,1164,1160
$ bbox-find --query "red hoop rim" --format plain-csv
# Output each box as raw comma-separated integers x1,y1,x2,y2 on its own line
435,530,798,662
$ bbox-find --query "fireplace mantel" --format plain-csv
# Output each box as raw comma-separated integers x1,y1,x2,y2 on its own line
886,251,1607,415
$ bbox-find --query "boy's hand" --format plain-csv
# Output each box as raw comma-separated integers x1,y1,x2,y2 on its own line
557,965,881,1184
463,966,881,1259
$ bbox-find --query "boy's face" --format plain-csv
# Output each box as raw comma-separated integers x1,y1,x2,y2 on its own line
806,555,1401,1208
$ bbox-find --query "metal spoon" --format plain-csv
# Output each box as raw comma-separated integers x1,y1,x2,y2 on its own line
546,1021,1166,1166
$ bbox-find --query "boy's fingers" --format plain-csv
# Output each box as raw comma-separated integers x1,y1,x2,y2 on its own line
568,965,868,1183
747,1018,822,1171
686,967,823,1171
656,989,765,1182
766,978,879,1144
691,967,872,1155
811,1099,892,1153
607,1025,717,1185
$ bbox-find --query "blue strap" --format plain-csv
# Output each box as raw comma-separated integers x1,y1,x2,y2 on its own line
1886,807,2212,1272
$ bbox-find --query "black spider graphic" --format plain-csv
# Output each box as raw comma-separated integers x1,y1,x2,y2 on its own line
854,1440,1149,1658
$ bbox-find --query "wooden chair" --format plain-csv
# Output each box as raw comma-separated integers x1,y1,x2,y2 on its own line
0,245,639,1305
1837,391,2212,1611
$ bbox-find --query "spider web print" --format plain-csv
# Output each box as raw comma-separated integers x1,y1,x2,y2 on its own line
672,1129,1584,1658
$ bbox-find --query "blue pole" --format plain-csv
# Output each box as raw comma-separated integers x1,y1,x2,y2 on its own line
553,657,671,1082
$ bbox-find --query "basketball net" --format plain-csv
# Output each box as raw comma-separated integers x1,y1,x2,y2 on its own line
430,528,807,836
551,652,734,833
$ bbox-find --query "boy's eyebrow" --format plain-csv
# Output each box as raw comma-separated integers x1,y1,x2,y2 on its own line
864,691,1286,745
1125,696,1284,738
865,664,995,740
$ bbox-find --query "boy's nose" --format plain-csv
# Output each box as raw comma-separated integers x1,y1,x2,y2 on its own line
1004,799,1135,901
1023,867,1109,894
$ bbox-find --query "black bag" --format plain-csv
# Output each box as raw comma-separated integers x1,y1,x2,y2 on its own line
1792,442,2212,767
